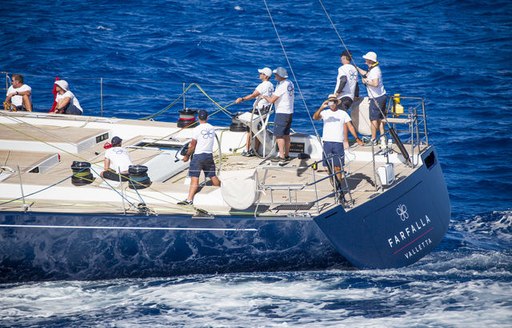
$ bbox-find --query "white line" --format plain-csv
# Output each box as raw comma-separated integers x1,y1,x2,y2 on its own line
0,224,257,232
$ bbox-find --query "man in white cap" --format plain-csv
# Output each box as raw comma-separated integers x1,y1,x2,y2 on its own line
334,50,359,111
357,51,387,145
313,94,363,181
263,67,294,164
4,74,32,112
53,80,84,115
235,67,274,157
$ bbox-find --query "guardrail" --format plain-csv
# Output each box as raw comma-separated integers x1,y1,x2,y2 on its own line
255,154,350,217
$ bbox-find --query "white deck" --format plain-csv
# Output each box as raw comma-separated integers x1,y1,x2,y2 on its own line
0,111,424,217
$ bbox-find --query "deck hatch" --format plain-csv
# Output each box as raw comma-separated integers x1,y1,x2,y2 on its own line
96,133,109,143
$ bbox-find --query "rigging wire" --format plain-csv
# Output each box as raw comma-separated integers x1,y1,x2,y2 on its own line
262,0,321,140
318,0,397,145
263,0,353,197
0,113,197,213
318,0,353,63
141,82,235,120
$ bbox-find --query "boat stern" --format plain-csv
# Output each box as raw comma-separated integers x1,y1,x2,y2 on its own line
314,146,451,269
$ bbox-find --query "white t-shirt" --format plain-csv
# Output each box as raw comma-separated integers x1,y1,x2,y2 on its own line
56,90,83,112
334,64,358,100
273,79,294,114
192,122,215,154
320,109,352,143
253,80,274,109
105,147,133,173
7,84,31,107
365,65,386,98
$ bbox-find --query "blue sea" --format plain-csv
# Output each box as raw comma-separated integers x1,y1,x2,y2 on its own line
1,0,511,326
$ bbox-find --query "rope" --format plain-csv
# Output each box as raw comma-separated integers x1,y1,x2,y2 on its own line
0,114,190,212
318,0,390,134
0,82,240,214
262,0,322,142
0,173,73,206
140,82,235,120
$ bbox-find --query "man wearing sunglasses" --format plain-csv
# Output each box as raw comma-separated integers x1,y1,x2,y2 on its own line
4,74,32,112
313,94,363,180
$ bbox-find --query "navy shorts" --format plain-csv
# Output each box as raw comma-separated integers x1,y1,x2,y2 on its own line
102,170,130,181
63,104,83,115
274,113,293,137
15,105,29,111
369,95,387,120
189,153,217,178
322,141,345,167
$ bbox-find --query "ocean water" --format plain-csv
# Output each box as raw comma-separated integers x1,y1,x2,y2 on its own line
1,0,511,326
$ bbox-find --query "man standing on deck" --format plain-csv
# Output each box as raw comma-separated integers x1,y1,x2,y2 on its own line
357,51,387,145
4,74,32,112
178,110,221,206
263,67,294,165
334,50,359,111
313,94,363,181
234,67,274,157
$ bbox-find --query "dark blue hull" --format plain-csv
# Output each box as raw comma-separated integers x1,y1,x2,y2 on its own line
0,146,450,282
314,146,451,268
0,212,349,283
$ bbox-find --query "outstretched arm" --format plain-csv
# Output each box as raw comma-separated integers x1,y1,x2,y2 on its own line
235,90,261,104
263,94,279,104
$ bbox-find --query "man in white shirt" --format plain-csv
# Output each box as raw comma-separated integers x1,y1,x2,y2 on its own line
334,50,359,111
357,51,387,144
263,67,294,164
4,74,32,112
101,136,133,181
179,110,221,205
53,80,84,115
235,67,275,157
313,94,363,181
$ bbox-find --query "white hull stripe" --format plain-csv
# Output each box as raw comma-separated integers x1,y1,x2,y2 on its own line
0,224,257,232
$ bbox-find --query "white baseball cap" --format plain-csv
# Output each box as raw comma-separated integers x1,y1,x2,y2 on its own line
258,67,272,77
55,80,69,91
327,94,340,104
273,67,288,78
362,51,378,62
